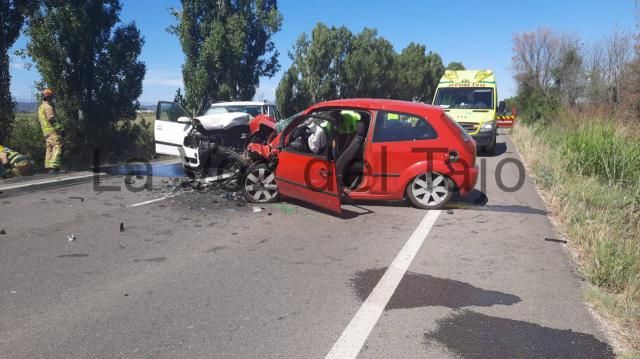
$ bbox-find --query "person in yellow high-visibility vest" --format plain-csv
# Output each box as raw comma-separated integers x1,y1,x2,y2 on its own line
0,145,34,178
328,110,362,156
38,88,63,172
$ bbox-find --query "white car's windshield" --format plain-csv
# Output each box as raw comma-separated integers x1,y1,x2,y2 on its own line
434,88,494,109
205,105,263,117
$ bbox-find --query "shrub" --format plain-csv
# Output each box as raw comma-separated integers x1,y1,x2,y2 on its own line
560,123,640,187
515,86,559,125
7,112,155,170
8,113,46,170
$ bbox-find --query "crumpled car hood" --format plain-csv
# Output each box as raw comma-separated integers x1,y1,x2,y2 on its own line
195,112,250,131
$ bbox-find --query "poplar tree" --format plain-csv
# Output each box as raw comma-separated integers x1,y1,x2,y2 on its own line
171,0,282,116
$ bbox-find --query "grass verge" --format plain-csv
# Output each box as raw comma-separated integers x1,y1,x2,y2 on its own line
8,112,155,170
512,116,640,356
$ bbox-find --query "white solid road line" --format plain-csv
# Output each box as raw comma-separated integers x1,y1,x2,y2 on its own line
325,210,442,359
0,173,98,191
129,194,178,208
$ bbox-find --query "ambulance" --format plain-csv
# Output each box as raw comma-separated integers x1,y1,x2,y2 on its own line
433,70,504,155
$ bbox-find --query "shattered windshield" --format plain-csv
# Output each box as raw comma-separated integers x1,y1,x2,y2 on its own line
205,105,263,117
434,88,494,109
275,113,303,133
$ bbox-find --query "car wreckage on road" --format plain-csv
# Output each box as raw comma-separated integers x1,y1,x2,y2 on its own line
154,100,283,182
242,99,479,213
154,99,478,214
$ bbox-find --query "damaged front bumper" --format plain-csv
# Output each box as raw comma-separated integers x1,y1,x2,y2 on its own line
181,145,200,171
181,136,249,185
180,130,229,174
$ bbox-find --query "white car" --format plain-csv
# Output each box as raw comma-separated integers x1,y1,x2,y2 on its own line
154,101,283,177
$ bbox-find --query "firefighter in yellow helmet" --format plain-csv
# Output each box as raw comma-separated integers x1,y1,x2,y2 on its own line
0,145,34,178
38,88,63,173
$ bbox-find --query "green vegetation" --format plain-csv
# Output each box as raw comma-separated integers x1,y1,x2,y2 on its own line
0,0,38,143
511,85,560,125
561,124,640,187
511,26,640,354
10,112,46,170
446,61,465,71
170,0,282,116
276,23,460,116
3,1,285,168
8,111,155,168
24,0,147,168
513,119,640,352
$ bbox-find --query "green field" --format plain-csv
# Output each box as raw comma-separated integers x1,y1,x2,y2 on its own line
137,111,156,128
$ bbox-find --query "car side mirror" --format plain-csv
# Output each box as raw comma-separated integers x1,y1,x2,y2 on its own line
498,101,506,114
177,116,191,124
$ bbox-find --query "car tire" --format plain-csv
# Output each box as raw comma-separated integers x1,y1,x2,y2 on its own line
242,163,279,203
485,137,496,156
184,168,196,179
406,172,454,210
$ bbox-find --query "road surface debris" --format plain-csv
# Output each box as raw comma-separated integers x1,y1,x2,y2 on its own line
544,237,567,244
150,177,248,209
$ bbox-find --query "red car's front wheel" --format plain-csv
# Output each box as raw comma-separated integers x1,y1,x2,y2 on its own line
406,172,453,209
242,163,280,203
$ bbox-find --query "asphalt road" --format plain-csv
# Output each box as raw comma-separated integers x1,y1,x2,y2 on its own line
0,132,615,358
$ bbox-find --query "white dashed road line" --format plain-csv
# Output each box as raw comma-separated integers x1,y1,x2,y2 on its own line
129,194,179,208
325,209,442,359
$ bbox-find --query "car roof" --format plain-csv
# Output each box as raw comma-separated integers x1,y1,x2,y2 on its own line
308,98,444,116
210,101,270,107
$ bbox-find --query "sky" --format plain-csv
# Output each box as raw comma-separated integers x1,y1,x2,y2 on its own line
9,0,637,104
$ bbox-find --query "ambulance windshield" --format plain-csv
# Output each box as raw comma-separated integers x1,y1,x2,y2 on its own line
434,88,494,110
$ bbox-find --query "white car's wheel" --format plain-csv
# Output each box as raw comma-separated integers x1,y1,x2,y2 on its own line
242,163,279,203
406,172,453,209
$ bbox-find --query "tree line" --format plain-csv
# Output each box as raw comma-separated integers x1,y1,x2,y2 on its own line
1,0,282,166
2,0,462,165
276,23,464,116
511,27,639,124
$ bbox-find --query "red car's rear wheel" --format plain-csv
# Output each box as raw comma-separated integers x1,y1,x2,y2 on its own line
406,172,453,209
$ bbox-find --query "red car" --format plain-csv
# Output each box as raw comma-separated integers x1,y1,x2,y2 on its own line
241,99,479,214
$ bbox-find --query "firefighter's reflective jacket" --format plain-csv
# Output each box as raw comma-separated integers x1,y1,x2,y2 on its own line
0,146,33,177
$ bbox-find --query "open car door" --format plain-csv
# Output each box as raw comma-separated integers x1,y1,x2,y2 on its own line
274,115,342,214
154,101,191,156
